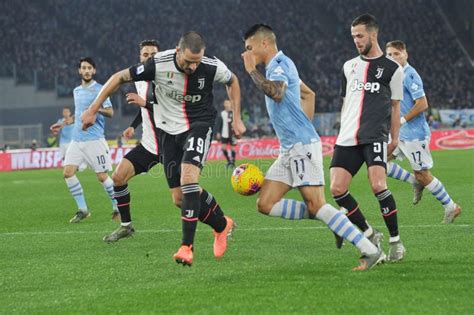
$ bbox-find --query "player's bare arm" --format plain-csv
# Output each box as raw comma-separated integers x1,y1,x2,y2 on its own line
98,106,114,118
388,100,401,155
402,96,428,123
225,74,246,138
242,51,286,102
81,68,132,129
250,70,286,102
300,80,316,120
126,93,146,107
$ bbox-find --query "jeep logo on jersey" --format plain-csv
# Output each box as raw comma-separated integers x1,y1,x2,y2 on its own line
198,78,205,90
350,80,380,93
165,90,202,103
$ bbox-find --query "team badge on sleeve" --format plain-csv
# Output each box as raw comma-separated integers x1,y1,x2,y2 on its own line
136,65,144,75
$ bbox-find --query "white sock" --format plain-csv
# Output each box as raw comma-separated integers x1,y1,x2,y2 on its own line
387,162,416,184
102,176,118,209
316,204,377,255
65,175,88,211
121,222,132,227
425,177,455,210
269,199,310,220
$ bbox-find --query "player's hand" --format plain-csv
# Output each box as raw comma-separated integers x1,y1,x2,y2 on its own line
50,123,61,135
81,109,96,130
241,51,257,74
232,119,247,139
122,127,135,141
387,141,398,157
126,93,146,107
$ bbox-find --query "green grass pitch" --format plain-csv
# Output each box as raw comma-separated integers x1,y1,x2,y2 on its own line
1,149,473,314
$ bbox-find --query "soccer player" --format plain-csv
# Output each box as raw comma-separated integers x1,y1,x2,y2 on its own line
385,40,461,223
103,40,163,242
330,14,406,262
242,24,384,271
81,32,246,266
50,106,74,161
216,99,237,168
63,57,118,223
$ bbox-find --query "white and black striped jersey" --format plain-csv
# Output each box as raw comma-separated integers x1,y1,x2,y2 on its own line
135,81,159,155
337,55,403,146
129,49,233,135
218,110,233,138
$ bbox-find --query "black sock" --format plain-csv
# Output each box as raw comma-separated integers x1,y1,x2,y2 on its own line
199,189,226,233
333,191,369,232
222,149,230,162
231,150,236,163
376,189,399,238
181,183,201,246
114,184,131,223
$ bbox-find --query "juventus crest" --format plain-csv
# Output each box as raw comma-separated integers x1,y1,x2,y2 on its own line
198,78,205,90
375,67,384,79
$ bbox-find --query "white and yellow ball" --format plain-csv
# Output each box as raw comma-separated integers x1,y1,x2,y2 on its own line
231,163,264,196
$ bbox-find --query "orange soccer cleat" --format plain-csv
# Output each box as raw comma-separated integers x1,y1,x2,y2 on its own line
213,216,235,258
173,245,193,266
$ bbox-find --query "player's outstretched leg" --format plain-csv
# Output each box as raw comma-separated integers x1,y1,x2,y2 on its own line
332,191,383,249
423,176,461,223
198,189,235,258
64,167,90,223
315,203,385,271
387,162,423,205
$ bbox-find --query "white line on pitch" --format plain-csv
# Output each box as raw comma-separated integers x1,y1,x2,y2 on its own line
0,224,470,236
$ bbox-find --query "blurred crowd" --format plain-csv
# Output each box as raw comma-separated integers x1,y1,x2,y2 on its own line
0,0,472,132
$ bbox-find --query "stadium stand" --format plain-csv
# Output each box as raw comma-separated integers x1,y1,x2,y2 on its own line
0,0,472,144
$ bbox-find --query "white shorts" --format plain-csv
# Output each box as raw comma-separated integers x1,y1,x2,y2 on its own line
60,143,70,161
63,139,112,173
392,139,433,171
265,141,325,188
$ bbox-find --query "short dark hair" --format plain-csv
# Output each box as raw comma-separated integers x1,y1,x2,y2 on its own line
63,106,71,111
178,31,205,53
386,40,407,51
78,57,96,69
244,23,274,40
351,14,379,31
140,39,160,51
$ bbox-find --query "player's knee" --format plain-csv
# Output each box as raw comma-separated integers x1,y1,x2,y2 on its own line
305,199,325,215
256,197,273,215
370,181,387,194
63,168,75,179
414,170,431,186
112,171,126,186
330,182,346,197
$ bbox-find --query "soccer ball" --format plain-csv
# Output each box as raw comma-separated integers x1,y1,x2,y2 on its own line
231,163,264,196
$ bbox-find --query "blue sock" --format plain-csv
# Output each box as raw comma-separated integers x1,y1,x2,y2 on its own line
387,162,415,184
269,199,311,220
425,177,455,209
65,175,87,211
316,204,377,255
102,176,118,209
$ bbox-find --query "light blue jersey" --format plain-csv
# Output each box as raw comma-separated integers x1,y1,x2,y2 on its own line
265,51,319,151
57,118,73,144
400,64,430,141
72,81,112,142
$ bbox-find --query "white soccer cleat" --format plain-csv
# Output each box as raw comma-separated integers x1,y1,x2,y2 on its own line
443,203,461,224
412,182,424,205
